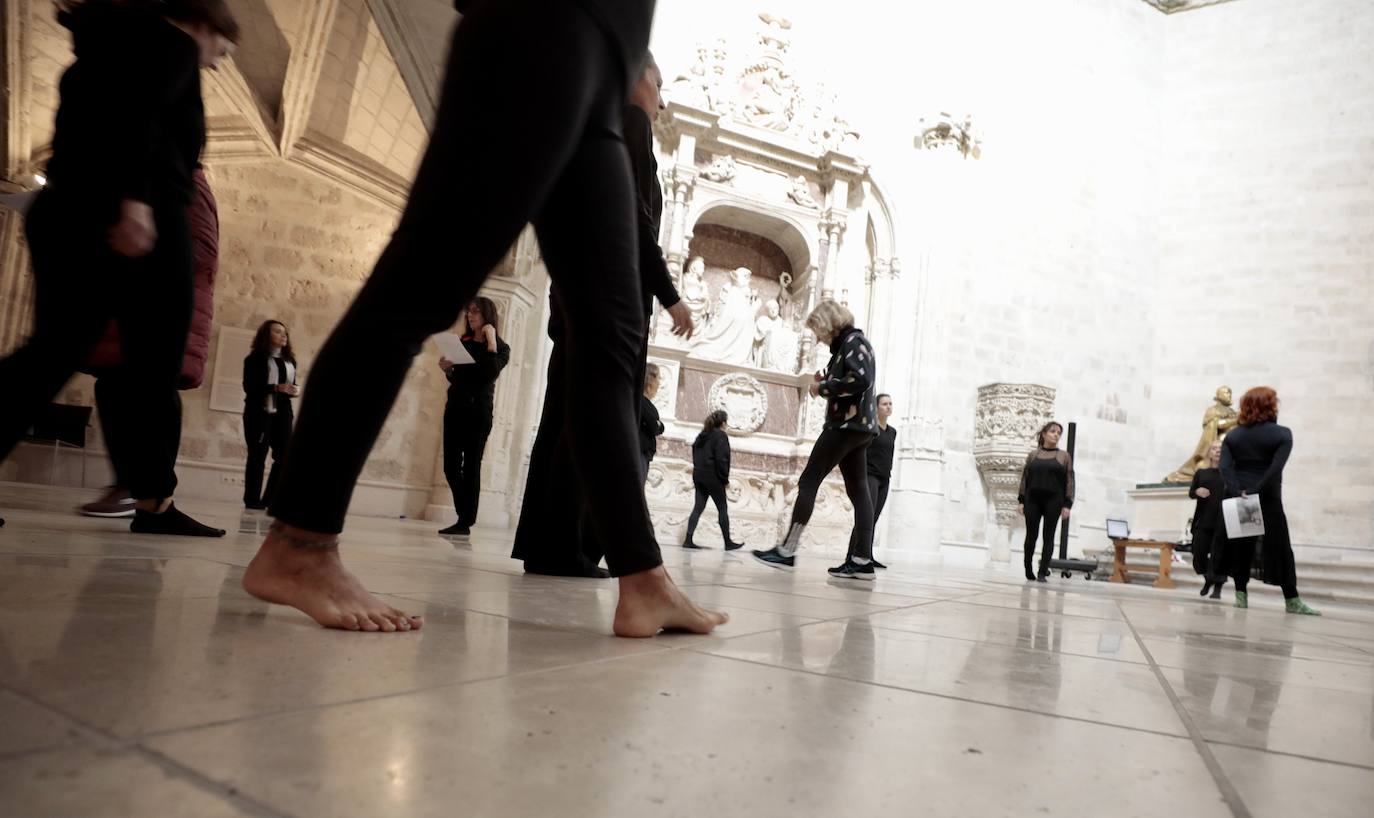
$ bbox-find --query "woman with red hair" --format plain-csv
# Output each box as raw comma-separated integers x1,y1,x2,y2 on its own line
1220,387,1319,615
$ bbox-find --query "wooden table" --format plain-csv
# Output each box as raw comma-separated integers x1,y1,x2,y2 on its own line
1109,538,1178,589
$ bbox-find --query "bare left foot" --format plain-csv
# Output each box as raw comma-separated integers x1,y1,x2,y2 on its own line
243,525,422,633
613,566,728,637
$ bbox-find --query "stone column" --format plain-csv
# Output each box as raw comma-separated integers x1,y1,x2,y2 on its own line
973,383,1056,563
0,204,33,356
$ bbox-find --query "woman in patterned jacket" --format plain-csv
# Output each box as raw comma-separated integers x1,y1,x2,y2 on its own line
754,300,881,581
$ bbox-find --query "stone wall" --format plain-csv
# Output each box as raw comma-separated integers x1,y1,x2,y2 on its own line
1153,0,1374,552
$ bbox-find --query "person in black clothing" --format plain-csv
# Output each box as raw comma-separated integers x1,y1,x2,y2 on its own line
754,300,880,580
1222,386,1318,615
0,1,237,537
511,51,693,577
1189,441,1226,599
245,0,728,637
242,320,299,510
438,297,511,537
1017,421,1075,582
865,393,897,570
639,362,665,481
682,411,744,551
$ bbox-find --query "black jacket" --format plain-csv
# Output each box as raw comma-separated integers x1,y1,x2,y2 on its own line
1188,467,1224,532
454,0,654,95
446,334,511,410
639,395,664,459
818,327,878,434
242,351,297,417
50,6,204,211
692,427,731,484
623,105,679,316
1221,421,1292,499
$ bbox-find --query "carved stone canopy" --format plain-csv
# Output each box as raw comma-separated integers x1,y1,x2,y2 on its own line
973,383,1057,525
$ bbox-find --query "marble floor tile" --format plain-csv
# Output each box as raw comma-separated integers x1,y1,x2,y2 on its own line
0,747,252,818
145,651,1232,818
698,619,1185,734
1208,744,1374,818
0,689,90,757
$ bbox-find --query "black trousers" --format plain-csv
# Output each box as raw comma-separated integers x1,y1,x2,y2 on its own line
867,474,890,524
94,372,185,497
789,428,875,562
1229,537,1299,599
1023,490,1064,575
243,409,292,507
270,1,662,575
1192,526,1227,586
685,478,732,545
443,400,492,526
0,190,191,501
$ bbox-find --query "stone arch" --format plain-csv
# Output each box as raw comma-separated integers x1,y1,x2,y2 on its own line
687,201,815,285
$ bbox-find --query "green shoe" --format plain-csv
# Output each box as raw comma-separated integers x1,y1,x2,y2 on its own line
1285,597,1321,616
1234,591,1248,609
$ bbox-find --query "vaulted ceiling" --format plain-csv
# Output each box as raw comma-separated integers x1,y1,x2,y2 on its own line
2,0,459,209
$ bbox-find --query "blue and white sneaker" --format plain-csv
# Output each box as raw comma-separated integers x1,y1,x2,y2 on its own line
752,547,795,570
827,560,875,581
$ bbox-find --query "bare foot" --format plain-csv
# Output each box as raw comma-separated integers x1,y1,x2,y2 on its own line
613,565,728,637
242,526,422,633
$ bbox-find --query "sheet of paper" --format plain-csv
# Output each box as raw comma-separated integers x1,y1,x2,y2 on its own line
1222,495,1265,539
434,333,475,365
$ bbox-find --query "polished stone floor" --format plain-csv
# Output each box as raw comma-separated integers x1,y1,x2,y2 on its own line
1,486,1371,818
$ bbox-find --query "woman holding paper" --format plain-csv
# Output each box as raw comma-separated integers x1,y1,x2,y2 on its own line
242,320,298,510
436,297,510,537
1221,386,1318,615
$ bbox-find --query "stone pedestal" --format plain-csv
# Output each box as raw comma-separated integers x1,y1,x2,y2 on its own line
973,383,1056,561
1125,485,1193,543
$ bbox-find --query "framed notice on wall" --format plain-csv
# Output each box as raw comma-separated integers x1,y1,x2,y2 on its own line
208,326,256,414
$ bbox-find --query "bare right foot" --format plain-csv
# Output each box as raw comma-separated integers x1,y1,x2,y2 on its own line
613,565,728,638
242,525,422,633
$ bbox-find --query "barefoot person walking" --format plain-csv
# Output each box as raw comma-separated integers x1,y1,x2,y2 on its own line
243,0,727,637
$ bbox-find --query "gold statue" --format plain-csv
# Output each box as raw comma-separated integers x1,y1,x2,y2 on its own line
1163,386,1239,484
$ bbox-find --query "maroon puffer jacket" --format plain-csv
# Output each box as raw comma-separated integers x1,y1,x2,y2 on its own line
82,167,218,388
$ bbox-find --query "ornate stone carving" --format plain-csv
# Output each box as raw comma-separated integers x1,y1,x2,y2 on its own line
700,154,738,183
708,373,768,434
1140,0,1237,13
973,383,1056,525
669,13,861,157
916,112,982,159
787,175,819,208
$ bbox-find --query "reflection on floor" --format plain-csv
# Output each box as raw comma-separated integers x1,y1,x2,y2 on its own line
1,486,1371,818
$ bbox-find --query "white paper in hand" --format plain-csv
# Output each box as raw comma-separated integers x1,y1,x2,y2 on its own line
434,333,475,365
1222,495,1265,539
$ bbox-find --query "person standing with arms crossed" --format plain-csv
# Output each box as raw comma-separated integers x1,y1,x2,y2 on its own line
1017,422,1074,582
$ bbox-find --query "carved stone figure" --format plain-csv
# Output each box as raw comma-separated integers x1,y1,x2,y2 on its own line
680,256,711,329
700,154,737,183
1163,386,1239,484
752,300,781,369
787,175,819,208
692,266,758,365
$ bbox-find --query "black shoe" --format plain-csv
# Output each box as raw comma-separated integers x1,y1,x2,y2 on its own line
752,547,795,570
524,561,610,579
130,504,226,538
1036,575,1048,583
828,560,876,581
1025,569,1036,581
869,558,887,570
438,522,470,537
682,541,707,550
724,541,745,552
1209,583,1224,600
1200,580,1213,597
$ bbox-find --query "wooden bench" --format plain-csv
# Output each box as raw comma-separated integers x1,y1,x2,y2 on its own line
1109,538,1177,589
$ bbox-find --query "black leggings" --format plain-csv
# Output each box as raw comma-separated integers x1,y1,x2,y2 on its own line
1023,490,1064,575
443,401,492,526
685,479,732,545
1192,527,1227,587
269,1,662,576
243,409,292,507
785,428,874,561
0,191,191,501
1229,537,1299,599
